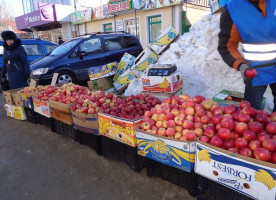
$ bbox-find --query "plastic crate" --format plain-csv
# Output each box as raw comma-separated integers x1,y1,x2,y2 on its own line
25,107,38,123
101,136,145,172
37,113,55,132
54,119,75,139
74,129,102,155
196,175,254,200
146,158,197,197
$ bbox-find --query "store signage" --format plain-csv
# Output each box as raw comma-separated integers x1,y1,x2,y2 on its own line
133,0,181,10
92,4,110,20
15,4,56,30
72,9,92,24
108,0,130,13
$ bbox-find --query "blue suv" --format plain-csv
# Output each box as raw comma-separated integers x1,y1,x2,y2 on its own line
0,38,57,71
30,33,143,85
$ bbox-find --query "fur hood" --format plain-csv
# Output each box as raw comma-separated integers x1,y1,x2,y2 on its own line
3,38,22,51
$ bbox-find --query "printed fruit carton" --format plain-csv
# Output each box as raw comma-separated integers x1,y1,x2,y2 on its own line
195,140,276,200
19,92,34,109
209,0,229,14
113,69,137,91
71,111,99,135
98,112,143,147
136,128,196,172
88,62,118,80
12,106,26,120
212,89,266,109
87,75,114,91
49,100,73,125
3,88,23,106
150,26,179,55
142,87,183,100
141,71,183,93
4,104,14,118
33,97,51,118
113,52,135,81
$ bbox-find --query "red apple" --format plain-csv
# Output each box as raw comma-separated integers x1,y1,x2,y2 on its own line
200,136,210,143
152,113,159,122
270,112,276,122
186,131,196,141
223,139,235,149
220,118,235,131
204,125,216,138
255,113,267,124
211,114,223,124
242,130,256,142
201,115,211,124
231,131,240,139
195,108,206,118
234,122,248,134
174,132,182,140
158,128,166,136
218,128,231,140
257,132,270,143
151,126,158,134
212,107,223,115
271,152,276,164
183,120,194,130
142,122,151,130
237,113,251,123
166,128,175,136
224,105,237,115
194,128,204,137
210,136,223,148
194,122,203,129
248,122,263,134
245,68,257,78
142,116,150,122
248,140,261,151
171,109,180,117
228,148,238,153
235,138,248,149
239,147,253,157
242,106,256,117
202,99,213,110
239,100,251,109
262,139,276,152
254,148,271,161
156,121,163,128
266,122,276,135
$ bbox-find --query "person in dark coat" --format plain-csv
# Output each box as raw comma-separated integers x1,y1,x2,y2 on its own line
58,37,64,45
0,30,30,89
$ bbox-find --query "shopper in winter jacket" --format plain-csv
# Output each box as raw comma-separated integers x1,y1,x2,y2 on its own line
218,0,276,111
0,30,30,89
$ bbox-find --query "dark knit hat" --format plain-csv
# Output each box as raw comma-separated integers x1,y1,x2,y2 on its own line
1,31,17,41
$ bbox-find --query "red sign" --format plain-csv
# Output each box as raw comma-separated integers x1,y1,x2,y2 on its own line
108,0,130,13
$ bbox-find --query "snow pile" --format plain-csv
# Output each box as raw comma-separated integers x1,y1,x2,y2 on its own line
125,13,273,112
157,14,273,112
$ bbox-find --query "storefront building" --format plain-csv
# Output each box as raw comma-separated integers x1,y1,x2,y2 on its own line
72,0,210,48
15,0,74,44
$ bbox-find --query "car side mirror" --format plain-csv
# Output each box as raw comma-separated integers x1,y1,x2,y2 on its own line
78,51,88,58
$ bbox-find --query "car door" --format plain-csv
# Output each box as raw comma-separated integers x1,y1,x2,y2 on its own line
73,37,106,81
122,36,143,57
103,36,126,64
21,43,44,63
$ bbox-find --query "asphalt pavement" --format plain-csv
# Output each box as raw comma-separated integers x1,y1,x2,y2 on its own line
0,93,196,200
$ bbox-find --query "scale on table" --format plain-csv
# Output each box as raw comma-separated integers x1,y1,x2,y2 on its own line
147,64,177,76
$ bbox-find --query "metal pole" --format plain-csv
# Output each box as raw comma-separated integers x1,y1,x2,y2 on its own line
135,9,138,37
114,14,116,33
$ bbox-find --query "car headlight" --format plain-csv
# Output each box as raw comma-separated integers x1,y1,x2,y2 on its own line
32,68,49,75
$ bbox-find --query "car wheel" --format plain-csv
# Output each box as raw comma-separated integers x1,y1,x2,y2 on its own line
57,71,76,85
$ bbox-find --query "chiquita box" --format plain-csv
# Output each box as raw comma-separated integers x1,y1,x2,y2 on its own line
141,71,183,93
136,128,195,172
195,140,276,200
4,104,14,118
33,97,51,118
12,106,26,120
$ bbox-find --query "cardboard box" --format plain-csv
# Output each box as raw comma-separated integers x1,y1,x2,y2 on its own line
49,100,73,125
2,88,23,106
87,76,114,91
209,0,229,14
195,140,276,200
12,106,26,120
4,104,14,118
150,26,179,55
71,111,99,135
88,62,118,80
136,128,196,172
33,97,51,118
142,87,183,100
131,47,158,72
98,112,142,147
212,89,266,109
142,71,183,93
19,93,34,109
113,69,136,91
114,52,135,81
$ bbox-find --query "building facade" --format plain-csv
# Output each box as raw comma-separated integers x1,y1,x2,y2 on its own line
16,0,74,43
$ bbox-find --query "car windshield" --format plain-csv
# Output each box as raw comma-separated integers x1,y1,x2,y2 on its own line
49,39,82,56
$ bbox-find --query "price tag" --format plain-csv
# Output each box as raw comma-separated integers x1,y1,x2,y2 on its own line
215,93,228,100
51,73,59,86
30,79,37,88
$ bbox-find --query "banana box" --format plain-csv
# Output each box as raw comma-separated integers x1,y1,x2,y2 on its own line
114,53,135,81
98,112,143,147
149,26,179,55
33,97,51,118
4,104,14,118
141,71,183,93
136,128,196,172
19,93,34,109
88,62,118,80
131,47,157,72
12,106,26,120
195,140,276,200
113,69,137,91
209,0,229,14
71,111,99,135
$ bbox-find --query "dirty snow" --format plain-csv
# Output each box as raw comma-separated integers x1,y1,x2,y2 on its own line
125,13,274,112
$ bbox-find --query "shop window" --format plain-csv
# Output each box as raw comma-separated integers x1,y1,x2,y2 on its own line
103,23,113,32
22,44,43,56
124,19,140,39
147,15,162,43
44,44,58,54
80,38,101,54
123,36,140,48
104,36,123,51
